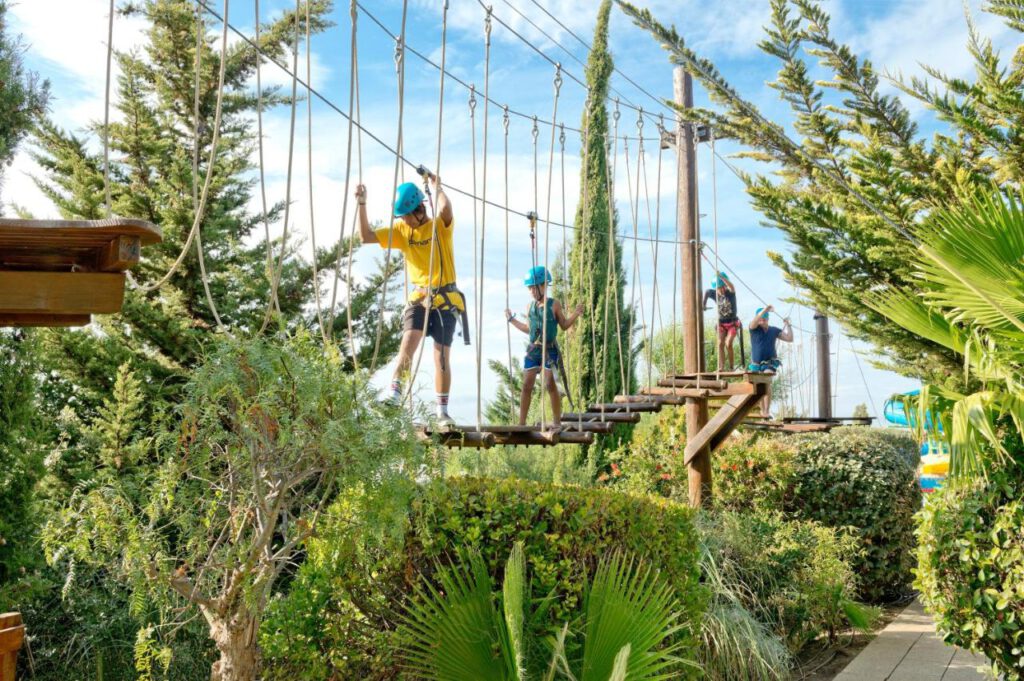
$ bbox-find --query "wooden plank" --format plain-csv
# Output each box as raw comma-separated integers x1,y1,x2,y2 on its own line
0,614,20,630
563,412,641,423
657,377,728,390
588,401,661,413
0,217,162,246
558,431,594,445
417,429,496,448
629,389,707,402
560,421,614,434
0,313,91,327
684,392,763,464
98,235,141,272
0,625,24,654
493,431,559,446
0,271,125,314
670,370,748,379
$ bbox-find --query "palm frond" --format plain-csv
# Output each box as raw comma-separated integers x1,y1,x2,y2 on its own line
578,553,682,681
399,552,516,681
503,542,528,680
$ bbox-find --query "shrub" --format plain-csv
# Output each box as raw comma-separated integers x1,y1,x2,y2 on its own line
787,428,921,602
698,510,871,653
916,456,1024,678
263,477,706,679
445,443,596,486
603,409,688,503
713,432,797,514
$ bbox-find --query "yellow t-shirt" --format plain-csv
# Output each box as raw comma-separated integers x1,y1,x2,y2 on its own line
375,216,464,311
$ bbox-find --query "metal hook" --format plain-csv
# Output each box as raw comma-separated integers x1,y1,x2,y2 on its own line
484,5,492,43
553,63,563,93
502,104,510,133
637,107,645,132
468,84,477,113
612,97,621,122
559,123,566,149
531,115,539,142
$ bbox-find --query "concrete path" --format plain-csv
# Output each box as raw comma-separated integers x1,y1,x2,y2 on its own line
834,600,990,681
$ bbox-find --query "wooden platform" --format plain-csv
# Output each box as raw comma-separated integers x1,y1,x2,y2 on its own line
0,612,24,681
0,217,162,327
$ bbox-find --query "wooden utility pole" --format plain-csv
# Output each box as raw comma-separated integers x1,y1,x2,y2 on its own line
675,66,710,507
814,312,832,419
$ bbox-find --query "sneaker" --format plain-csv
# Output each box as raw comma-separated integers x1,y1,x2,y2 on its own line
382,392,402,407
435,413,456,428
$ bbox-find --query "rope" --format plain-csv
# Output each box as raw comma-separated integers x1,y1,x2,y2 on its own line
259,0,302,332
191,0,683,248
475,7,494,427
327,0,360,355
539,64,563,429
343,0,366,367
849,334,879,418
710,129,722,372
190,6,225,330
305,0,329,343
503,105,514,421
103,0,114,218
369,0,409,373
644,115,665,389
622,127,646,405
254,0,281,320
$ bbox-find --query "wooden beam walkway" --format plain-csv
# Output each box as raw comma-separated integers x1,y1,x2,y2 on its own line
416,371,868,448
834,600,987,681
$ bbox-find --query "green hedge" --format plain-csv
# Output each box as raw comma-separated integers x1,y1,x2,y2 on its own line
787,428,921,602
262,477,706,680
917,457,1024,678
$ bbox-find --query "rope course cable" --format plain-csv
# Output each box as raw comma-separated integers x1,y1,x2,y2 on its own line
102,0,115,218
259,0,302,333
254,0,282,320
305,0,329,343
538,63,563,429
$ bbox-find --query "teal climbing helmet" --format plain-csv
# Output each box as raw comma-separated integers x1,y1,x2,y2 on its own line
756,307,769,320
394,182,425,216
524,265,552,287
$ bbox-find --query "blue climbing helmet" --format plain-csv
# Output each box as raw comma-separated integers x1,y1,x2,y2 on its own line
393,182,425,216
755,307,769,320
523,265,552,287
711,271,729,289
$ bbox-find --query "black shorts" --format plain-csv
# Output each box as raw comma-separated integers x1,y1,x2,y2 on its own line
402,305,458,347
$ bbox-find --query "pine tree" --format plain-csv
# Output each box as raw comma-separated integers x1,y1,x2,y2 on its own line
30,0,401,417
616,0,1024,387
0,0,48,194
565,0,633,410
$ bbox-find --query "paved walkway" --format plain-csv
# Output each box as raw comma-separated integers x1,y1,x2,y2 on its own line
834,600,990,681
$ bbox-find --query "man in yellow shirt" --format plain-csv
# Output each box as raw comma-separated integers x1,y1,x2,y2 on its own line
356,173,466,425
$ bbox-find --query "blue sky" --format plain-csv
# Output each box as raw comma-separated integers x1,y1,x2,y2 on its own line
7,0,1018,424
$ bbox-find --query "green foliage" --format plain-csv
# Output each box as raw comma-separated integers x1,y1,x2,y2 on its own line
43,333,427,676
600,409,687,502
263,477,705,679
446,443,596,487
713,432,797,515
699,548,792,681
0,332,44,593
0,0,49,189
565,0,634,412
868,191,1024,478
400,543,686,681
699,510,874,653
916,455,1024,678
616,0,1024,386
787,428,921,602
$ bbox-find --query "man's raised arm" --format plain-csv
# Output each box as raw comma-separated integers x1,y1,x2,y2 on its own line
355,184,377,244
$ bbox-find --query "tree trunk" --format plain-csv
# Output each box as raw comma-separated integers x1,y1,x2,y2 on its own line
209,611,260,681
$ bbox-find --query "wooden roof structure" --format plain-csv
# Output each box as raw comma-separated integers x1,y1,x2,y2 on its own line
0,218,162,327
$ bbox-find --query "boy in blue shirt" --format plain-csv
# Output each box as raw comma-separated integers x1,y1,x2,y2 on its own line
505,266,583,429
748,305,793,418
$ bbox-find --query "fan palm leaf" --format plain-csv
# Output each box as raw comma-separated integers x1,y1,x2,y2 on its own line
577,553,683,681
867,189,1024,477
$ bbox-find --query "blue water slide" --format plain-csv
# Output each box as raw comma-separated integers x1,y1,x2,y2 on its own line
883,389,941,431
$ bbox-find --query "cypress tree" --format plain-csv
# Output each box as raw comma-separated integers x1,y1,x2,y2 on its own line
565,0,632,409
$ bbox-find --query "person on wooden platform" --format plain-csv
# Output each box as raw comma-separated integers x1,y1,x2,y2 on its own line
357,172,468,426
748,305,793,419
505,266,583,431
702,271,741,370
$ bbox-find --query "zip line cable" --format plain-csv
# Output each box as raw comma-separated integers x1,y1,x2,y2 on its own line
254,0,282,320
